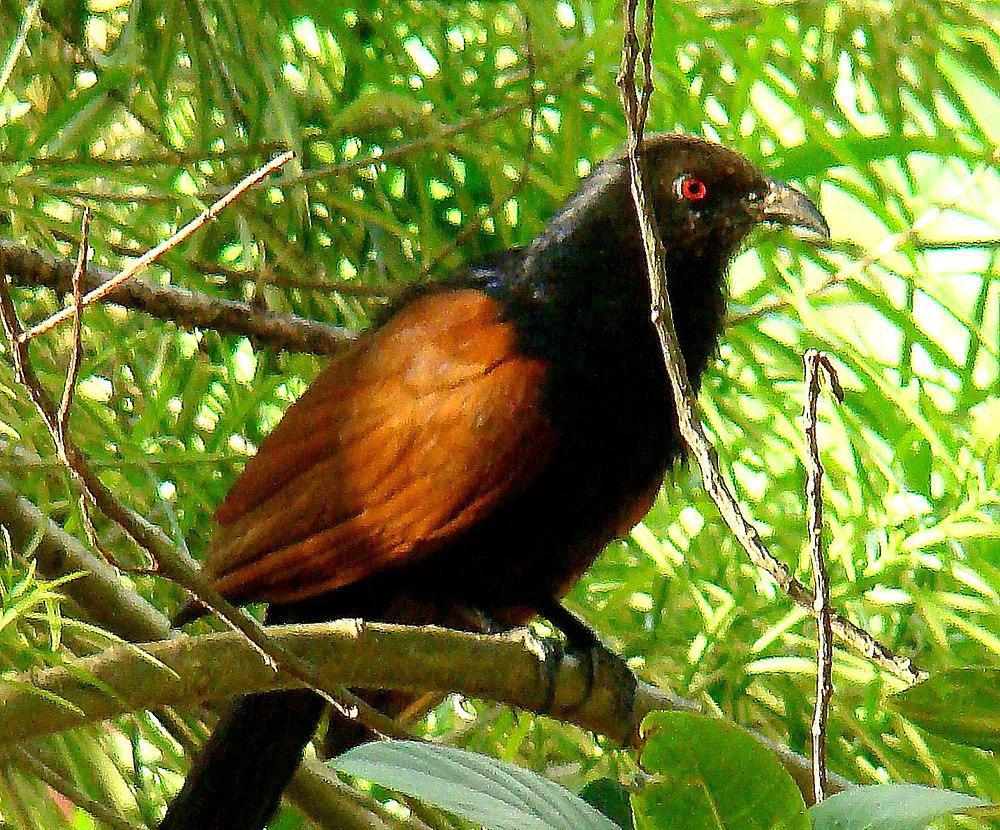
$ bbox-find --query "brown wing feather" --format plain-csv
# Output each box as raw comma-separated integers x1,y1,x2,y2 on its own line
203,289,556,605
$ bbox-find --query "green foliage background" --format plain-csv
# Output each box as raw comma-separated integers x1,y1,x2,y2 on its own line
0,0,996,827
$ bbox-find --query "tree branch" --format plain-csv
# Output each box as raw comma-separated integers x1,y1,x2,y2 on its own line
3,269,410,742
803,349,844,803
18,152,296,342
0,620,849,799
0,240,355,355
0,468,407,829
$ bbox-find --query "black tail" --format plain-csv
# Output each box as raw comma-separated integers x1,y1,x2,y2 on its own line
158,688,326,830
160,598,376,830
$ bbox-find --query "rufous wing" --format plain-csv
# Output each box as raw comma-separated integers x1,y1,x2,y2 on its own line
202,289,556,605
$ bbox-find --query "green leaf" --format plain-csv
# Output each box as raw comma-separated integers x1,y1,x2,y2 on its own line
581,778,635,830
331,741,620,830
633,712,809,830
809,784,987,830
888,668,1000,751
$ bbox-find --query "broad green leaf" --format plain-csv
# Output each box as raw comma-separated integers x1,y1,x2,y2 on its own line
889,668,1000,751
809,784,987,830
633,712,809,830
331,741,619,830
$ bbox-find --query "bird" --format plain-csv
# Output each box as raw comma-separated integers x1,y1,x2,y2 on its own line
159,133,829,829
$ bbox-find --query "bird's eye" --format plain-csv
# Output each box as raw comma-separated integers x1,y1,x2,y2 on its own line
679,176,708,201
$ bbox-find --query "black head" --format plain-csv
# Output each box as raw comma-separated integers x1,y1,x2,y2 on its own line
635,134,829,262
522,133,829,287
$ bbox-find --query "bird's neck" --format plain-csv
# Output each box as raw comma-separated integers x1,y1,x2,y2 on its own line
494,165,730,390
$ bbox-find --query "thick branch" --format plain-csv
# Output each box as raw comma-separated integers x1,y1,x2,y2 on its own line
0,466,846,801
0,620,848,799
0,623,645,744
0,240,355,355
2,267,405,738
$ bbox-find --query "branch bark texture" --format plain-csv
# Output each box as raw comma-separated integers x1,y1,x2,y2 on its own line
0,620,848,799
804,350,843,802
0,240,354,355
0,469,400,829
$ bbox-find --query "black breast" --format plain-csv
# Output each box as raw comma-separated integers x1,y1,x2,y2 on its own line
389,168,730,612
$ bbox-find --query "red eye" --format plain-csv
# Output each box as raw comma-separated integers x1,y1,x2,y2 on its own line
681,177,708,201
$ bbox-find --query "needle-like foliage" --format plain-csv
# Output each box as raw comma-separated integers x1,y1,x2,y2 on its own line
0,1,995,827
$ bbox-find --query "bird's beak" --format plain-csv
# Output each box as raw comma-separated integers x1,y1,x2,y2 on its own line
758,178,830,242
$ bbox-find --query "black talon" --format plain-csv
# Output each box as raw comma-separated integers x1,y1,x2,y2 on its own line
538,599,636,715
538,631,565,714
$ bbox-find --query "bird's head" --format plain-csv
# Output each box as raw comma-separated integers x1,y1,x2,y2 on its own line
634,134,829,260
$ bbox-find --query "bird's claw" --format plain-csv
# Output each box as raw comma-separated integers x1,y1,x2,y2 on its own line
509,627,565,715
566,638,636,715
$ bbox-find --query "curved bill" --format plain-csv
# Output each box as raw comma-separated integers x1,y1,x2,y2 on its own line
761,179,830,242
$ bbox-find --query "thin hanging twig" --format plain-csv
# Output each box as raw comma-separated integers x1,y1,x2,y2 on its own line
55,207,90,454
17,151,295,343
615,0,923,684
803,349,844,803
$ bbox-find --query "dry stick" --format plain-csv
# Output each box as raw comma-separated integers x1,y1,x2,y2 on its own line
5,73,582,341
55,208,90,451
616,0,924,684
9,748,145,830
0,620,851,797
0,462,850,808
0,475,409,830
18,151,295,343
0,240,355,355
51,208,116,565
803,350,844,803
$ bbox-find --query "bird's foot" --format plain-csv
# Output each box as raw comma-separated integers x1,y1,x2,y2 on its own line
567,637,636,717
538,600,637,717
508,626,565,715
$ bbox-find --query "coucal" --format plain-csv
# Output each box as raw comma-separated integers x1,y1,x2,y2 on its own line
160,134,829,829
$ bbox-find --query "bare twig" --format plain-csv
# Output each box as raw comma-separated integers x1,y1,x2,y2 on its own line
0,459,845,804
616,0,924,684
0,472,407,829
1,264,404,741
636,0,655,129
803,349,844,803
18,151,295,342
0,240,355,354
8,748,145,830
55,208,90,454
52,208,116,566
